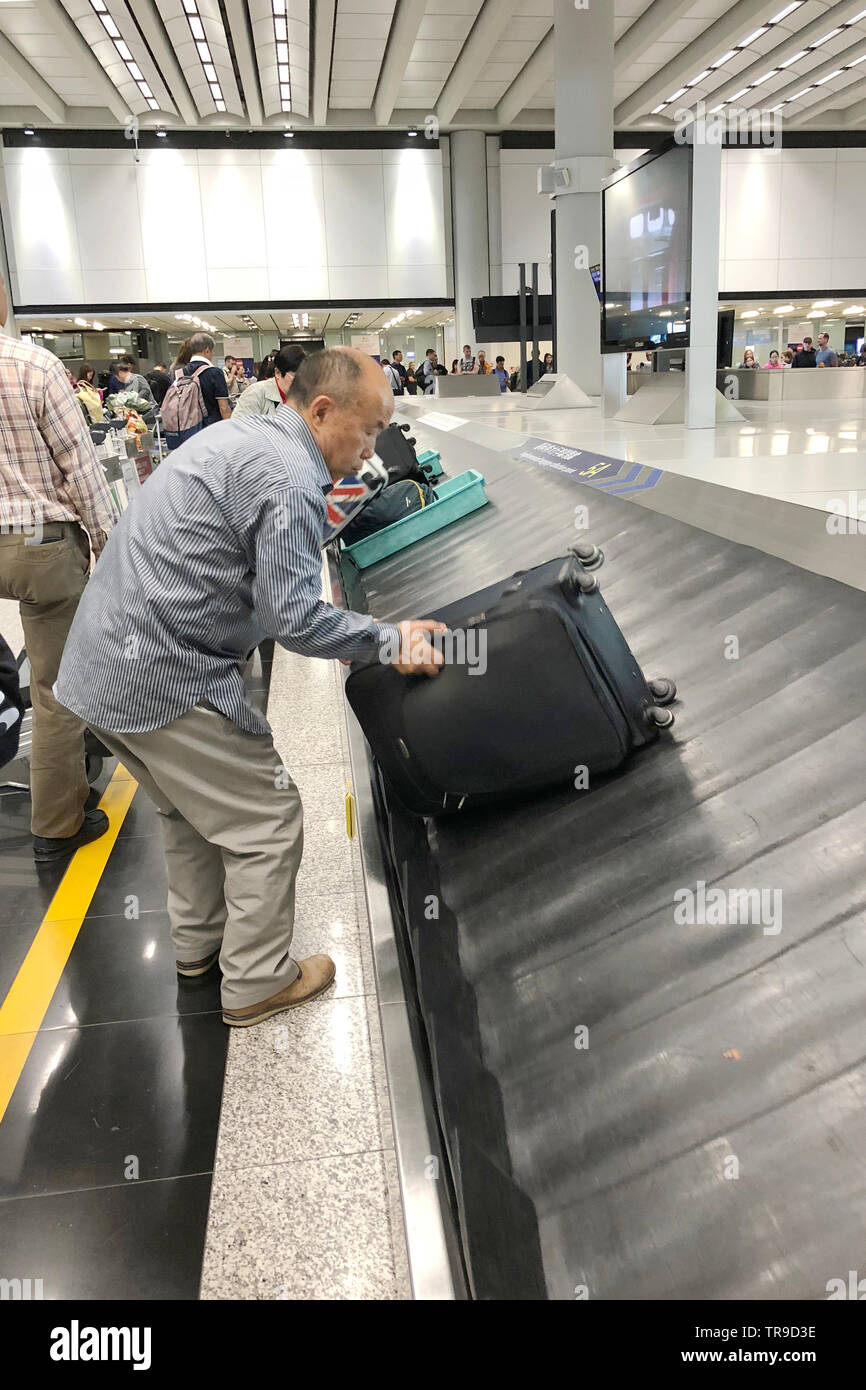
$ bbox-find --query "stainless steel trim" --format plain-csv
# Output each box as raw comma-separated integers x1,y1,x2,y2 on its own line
323,555,463,1300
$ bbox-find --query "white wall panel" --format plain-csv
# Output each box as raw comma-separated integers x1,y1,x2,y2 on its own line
138,153,208,302
199,165,267,268
328,265,389,299
387,264,447,298
206,268,270,300
267,265,330,299
724,157,781,264
778,162,836,261
261,151,326,269
82,269,148,303
72,164,145,272
4,156,82,277
2,145,448,308
384,153,446,267
322,163,387,269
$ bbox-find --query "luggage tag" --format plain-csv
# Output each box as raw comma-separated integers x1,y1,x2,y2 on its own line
322,457,389,545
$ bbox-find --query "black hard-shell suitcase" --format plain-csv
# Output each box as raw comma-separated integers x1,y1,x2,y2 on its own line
345,546,677,815
374,421,429,487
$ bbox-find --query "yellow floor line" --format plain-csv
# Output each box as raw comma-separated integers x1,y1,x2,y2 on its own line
0,766,138,1122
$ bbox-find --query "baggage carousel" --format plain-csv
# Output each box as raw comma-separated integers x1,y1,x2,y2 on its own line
329,413,866,1301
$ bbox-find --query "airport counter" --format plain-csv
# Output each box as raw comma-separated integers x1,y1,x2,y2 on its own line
716,366,866,400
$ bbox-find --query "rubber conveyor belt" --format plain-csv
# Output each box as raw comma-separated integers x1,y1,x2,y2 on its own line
334,442,866,1301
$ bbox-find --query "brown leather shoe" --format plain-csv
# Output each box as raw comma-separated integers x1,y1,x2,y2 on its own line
222,955,336,1027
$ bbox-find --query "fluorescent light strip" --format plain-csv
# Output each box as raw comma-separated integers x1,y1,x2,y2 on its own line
815,68,844,84
779,50,807,67
687,70,711,86
183,0,225,111
810,28,842,47
273,7,291,111
769,2,801,21
738,26,768,46
712,50,737,68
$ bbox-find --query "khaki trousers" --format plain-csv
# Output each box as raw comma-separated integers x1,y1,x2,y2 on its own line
0,521,91,837
91,704,304,1010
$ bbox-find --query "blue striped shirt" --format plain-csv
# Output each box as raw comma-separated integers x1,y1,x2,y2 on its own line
55,406,401,734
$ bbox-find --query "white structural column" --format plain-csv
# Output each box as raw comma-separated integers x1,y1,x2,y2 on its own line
685,136,723,429
553,0,614,397
450,130,490,354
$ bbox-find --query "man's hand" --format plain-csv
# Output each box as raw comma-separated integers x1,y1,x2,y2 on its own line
392,620,447,677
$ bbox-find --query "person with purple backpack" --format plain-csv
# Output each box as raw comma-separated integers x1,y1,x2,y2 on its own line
161,332,230,450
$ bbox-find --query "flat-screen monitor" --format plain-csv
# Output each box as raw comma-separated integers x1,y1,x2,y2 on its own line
471,294,553,342
601,141,692,354
280,337,326,355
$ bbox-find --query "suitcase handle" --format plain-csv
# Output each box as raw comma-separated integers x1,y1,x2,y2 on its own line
558,554,599,600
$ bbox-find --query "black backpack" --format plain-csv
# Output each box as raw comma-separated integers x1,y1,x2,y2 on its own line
341,479,436,545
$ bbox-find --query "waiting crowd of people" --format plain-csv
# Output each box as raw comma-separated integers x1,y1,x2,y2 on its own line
384,344,554,396
738,335,866,370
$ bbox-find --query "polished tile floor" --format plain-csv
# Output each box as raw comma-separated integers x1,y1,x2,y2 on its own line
0,601,409,1301
199,646,411,1300
414,394,866,521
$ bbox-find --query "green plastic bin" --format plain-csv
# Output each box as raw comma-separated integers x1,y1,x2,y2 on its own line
416,447,444,478
340,469,488,570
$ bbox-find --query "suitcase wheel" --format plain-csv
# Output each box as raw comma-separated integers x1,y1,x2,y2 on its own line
571,542,604,571
647,705,675,729
648,677,677,705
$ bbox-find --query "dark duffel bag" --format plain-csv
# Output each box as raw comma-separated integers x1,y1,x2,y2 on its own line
341,478,436,545
345,546,677,815
374,421,429,486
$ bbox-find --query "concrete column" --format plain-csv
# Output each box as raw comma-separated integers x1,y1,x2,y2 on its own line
450,129,490,353
0,198,17,337
554,0,615,397
685,137,722,428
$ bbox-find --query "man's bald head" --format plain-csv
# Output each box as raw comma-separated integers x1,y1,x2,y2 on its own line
286,345,393,480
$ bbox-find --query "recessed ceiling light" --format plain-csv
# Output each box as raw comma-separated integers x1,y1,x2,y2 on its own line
769,3,802,22
156,129,167,138
711,50,737,68
283,130,294,138
774,305,796,314
811,28,842,47
738,27,768,46
24,127,35,136
843,305,865,314
667,87,687,100
779,50,807,67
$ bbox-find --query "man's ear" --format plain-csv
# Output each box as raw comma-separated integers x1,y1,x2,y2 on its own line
308,393,333,429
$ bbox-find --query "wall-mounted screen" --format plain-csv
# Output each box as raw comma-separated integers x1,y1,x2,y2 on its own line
601,141,692,354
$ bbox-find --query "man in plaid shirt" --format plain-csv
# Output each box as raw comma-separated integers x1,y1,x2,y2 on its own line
0,271,119,860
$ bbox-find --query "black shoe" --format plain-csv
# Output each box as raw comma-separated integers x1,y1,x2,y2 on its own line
34,808,110,863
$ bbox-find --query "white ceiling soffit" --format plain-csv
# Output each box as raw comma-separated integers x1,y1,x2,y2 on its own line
2,1,866,132
616,0,866,130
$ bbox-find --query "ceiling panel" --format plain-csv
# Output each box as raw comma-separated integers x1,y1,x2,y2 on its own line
2,1,866,134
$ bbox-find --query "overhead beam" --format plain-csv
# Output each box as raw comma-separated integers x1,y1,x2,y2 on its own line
38,0,129,124
704,0,866,111
0,31,66,125
762,38,866,115
436,0,521,126
615,0,697,77
373,0,426,126
787,71,866,125
496,27,553,126
223,0,264,126
130,0,198,124
312,0,337,127
615,0,772,126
